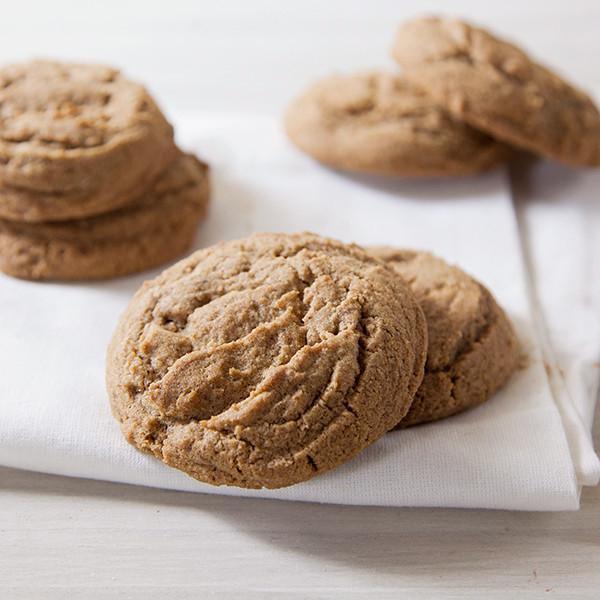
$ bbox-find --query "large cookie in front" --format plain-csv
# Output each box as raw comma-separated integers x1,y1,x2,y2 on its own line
107,233,428,489
284,72,505,176
0,60,177,221
0,153,210,280
371,248,519,427
392,17,600,167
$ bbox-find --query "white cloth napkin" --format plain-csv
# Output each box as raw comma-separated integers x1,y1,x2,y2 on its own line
515,159,600,487
0,114,597,510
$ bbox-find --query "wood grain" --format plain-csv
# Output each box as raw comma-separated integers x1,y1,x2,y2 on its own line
0,407,597,599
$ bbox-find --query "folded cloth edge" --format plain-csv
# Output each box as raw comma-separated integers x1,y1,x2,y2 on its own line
513,192,600,487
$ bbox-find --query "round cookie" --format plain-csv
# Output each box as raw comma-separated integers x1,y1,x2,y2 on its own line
0,60,177,222
0,153,210,281
370,248,519,427
392,17,600,167
284,71,506,176
107,233,428,489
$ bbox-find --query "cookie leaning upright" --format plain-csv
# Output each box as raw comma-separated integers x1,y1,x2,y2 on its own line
392,17,600,167
284,72,505,176
0,60,177,222
370,248,520,427
107,233,428,489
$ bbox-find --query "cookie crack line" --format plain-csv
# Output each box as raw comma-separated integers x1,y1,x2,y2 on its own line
132,260,315,414
381,250,495,372
216,348,362,472
425,290,496,376
213,299,369,441
135,257,370,439
306,455,318,471
412,306,500,426
338,299,369,419
409,22,531,88
153,244,315,336
432,51,532,89
413,47,535,102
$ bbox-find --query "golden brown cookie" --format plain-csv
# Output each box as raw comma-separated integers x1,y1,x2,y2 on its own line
392,17,600,166
0,153,210,281
284,71,506,176
107,233,428,489
370,248,519,427
0,60,177,222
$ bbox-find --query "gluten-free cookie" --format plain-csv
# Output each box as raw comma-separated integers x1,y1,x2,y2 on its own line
0,153,210,280
107,233,428,489
0,60,177,222
284,72,505,176
370,248,519,427
392,17,600,166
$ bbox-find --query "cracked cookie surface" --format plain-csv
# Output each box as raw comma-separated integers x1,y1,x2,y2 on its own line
284,72,505,176
0,153,210,280
392,17,600,166
107,233,428,488
0,60,177,221
370,248,519,427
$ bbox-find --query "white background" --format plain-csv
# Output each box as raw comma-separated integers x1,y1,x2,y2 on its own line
1,1,599,598
1,0,599,114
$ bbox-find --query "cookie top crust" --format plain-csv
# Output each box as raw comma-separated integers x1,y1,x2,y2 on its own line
373,248,491,371
284,71,505,176
1,61,144,150
0,60,176,219
392,17,600,166
107,233,427,488
370,248,519,427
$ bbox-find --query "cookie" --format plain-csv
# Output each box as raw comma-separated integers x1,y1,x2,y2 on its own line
370,248,519,427
0,60,177,222
107,233,428,489
0,153,210,281
284,72,506,176
392,17,600,166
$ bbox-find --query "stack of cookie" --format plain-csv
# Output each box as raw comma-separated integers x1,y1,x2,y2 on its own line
106,232,520,489
0,60,210,281
285,17,600,176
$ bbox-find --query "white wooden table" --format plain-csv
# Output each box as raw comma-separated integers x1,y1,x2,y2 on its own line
2,409,598,599
1,1,599,597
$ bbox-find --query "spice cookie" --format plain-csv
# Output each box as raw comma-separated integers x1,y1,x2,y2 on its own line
0,153,210,281
107,233,428,489
0,60,177,222
392,17,600,167
284,72,505,176
370,248,519,427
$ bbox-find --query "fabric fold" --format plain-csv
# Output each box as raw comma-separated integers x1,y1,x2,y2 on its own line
513,158,600,486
